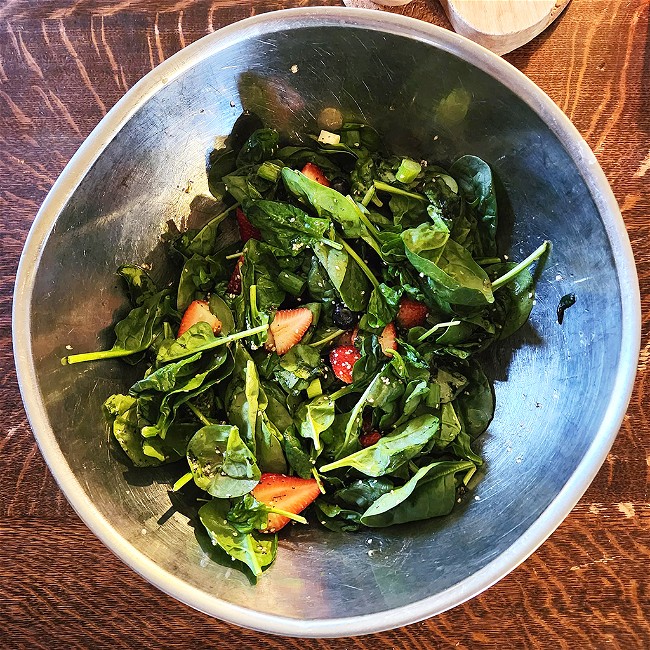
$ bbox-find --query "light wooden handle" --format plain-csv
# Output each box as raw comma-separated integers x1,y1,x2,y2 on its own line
439,0,572,55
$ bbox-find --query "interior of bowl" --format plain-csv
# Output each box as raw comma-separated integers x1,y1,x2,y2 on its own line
17,9,636,636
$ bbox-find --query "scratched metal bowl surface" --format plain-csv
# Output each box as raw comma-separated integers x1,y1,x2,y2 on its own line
13,8,640,637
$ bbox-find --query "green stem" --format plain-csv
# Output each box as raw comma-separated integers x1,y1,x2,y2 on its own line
310,329,346,348
373,180,427,202
265,505,308,525
186,401,211,427
416,320,461,343
475,257,502,266
337,237,380,289
321,237,343,250
312,468,326,494
62,346,141,365
492,241,550,291
159,324,268,362
250,285,259,323
463,465,477,486
172,471,194,492
344,196,382,255
225,251,244,260
361,185,376,207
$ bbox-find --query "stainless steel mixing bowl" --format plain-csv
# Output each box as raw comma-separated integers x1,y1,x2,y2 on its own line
13,8,640,637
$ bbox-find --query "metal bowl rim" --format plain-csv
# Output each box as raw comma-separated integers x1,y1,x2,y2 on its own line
12,7,641,638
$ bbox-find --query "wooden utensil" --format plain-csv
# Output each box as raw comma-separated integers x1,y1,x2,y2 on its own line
346,0,571,55
439,0,571,54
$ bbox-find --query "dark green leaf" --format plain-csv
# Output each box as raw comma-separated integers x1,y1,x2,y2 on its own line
450,155,498,257
199,499,276,577
320,414,440,476
282,167,369,239
187,424,260,498
360,460,474,527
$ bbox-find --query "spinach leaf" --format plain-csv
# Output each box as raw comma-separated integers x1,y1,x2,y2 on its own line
438,401,462,447
486,263,535,339
282,167,369,239
320,410,361,461
334,477,394,510
274,344,323,394
450,155,498,257
117,265,158,306
209,294,235,335
104,394,190,467
320,414,440,476
344,364,404,446
402,225,494,307
177,254,229,312
199,499,276,577
261,381,294,432
281,425,314,479
187,424,260,498
366,283,401,329
156,321,268,364
451,430,484,465
276,146,343,176
307,255,337,303
63,289,173,365
222,169,265,204
315,501,362,533
184,205,237,258
227,353,266,453
392,380,430,427
312,242,370,312
256,412,288,474
435,368,469,403
295,395,335,452
454,361,494,437
243,199,330,255
360,460,475,527
236,128,279,167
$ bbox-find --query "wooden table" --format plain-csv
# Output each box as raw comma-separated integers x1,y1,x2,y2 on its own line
1,1,648,647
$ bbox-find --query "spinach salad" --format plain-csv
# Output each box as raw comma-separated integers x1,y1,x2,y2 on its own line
63,114,549,577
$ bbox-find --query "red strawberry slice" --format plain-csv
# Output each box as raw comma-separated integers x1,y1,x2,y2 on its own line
227,255,244,295
252,473,321,533
301,162,331,187
236,207,261,243
177,300,222,338
329,345,361,384
396,297,429,329
359,431,382,448
378,322,397,356
265,308,313,355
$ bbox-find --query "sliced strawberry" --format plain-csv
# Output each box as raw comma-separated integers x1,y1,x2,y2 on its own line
177,300,222,338
301,162,331,187
265,308,313,355
359,431,382,448
396,297,429,329
338,325,359,347
226,255,244,295
236,207,261,243
378,322,398,356
252,473,321,533
329,345,361,384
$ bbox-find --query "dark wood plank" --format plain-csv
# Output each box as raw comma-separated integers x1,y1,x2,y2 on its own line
1,0,649,647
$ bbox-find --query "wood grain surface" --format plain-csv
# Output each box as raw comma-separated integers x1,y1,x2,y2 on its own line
1,1,649,648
